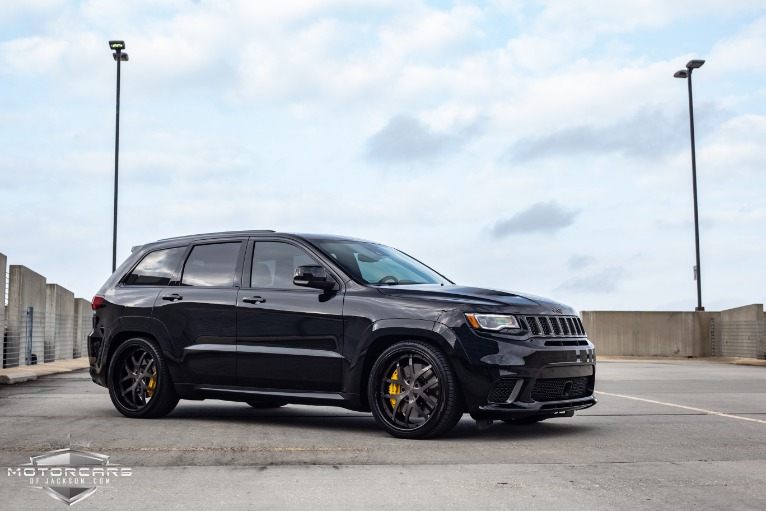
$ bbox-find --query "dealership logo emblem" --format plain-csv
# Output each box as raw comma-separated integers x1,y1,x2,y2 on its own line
6,448,132,506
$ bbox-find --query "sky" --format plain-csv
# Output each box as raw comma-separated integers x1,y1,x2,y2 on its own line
1,0,765,312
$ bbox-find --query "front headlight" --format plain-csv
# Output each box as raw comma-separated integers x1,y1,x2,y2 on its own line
465,313,520,331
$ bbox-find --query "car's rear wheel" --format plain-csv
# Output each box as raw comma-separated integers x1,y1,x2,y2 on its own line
368,341,463,439
107,337,179,418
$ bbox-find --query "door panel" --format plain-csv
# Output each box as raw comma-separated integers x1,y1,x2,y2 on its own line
153,287,238,385
236,241,343,391
151,240,244,385
237,288,343,390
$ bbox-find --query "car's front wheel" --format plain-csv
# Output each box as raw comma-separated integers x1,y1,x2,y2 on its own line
368,341,463,439
107,337,179,418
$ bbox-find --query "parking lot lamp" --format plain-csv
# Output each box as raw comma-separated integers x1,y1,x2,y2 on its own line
109,40,128,273
674,59,705,311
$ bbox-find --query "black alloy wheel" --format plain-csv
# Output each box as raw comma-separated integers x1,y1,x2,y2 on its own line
368,341,463,439
107,337,179,418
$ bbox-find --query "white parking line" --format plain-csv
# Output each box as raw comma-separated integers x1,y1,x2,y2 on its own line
595,390,766,425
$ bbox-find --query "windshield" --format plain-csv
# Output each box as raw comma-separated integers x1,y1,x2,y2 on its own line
312,240,452,286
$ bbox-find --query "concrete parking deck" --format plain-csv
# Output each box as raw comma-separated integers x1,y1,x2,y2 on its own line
1,359,765,510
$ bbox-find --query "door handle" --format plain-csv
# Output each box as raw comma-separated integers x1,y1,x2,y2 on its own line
242,296,266,304
161,293,183,301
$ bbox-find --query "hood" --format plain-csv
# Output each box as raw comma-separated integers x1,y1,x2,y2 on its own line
375,284,577,315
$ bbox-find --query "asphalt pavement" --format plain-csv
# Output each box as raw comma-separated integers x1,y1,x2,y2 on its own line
1,359,765,510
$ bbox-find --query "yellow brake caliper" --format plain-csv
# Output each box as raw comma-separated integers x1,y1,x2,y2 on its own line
146,372,157,397
388,369,401,410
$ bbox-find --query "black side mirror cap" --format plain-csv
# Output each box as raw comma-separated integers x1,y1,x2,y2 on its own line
293,265,338,291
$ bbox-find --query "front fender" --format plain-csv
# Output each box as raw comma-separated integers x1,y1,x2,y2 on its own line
344,318,468,409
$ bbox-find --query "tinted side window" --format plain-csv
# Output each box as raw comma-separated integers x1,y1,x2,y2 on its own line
124,247,185,286
252,242,318,289
181,242,242,287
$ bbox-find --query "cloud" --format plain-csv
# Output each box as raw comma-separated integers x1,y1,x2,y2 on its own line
378,4,485,59
364,114,484,164
701,114,766,177
490,201,579,237
567,255,598,271
557,266,625,294
708,14,766,74
504,107,701,163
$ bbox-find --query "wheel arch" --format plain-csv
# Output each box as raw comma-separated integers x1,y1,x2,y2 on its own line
97,315,185,387
355,323,460,412
104,330,162,381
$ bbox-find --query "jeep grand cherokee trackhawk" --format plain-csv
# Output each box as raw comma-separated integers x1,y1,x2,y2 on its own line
88,231,596,439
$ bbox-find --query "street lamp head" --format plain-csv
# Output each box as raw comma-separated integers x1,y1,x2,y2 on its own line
112,52,129,62
686,59,705,69
109,40,126,51
674,70,688,79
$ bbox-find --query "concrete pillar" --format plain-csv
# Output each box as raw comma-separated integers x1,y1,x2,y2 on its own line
0,252,7,366
7,265,47,367
45,284,75,362
73,298,92,358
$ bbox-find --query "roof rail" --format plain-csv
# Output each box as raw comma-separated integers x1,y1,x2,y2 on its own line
157,230,276,242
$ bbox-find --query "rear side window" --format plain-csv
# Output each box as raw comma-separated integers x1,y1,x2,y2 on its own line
124,247,185,286
181,242,242,287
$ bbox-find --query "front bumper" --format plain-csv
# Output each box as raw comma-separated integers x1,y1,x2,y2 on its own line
469,395,597,420
448,322,597,419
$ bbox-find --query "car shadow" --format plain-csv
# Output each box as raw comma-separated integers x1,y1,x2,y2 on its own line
163,401,595,440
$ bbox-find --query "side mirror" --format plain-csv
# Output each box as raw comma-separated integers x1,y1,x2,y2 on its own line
293,265,337,291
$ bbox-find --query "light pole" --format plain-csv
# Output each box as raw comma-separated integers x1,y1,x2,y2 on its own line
674,59,705,311
109,40,128,273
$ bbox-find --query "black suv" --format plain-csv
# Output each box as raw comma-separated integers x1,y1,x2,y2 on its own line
88,231,596,438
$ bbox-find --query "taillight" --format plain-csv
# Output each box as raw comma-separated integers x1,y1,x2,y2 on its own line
92,295,106,310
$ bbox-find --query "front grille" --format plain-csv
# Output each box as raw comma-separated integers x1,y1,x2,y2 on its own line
531,376,590,402
524,315,586,338
487,378,519,403
544,339,589,346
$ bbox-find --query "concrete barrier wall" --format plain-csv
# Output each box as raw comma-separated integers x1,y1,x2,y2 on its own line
2,254,91,368
580,310,716,357
45,284,75,363
1,252,6,365
73,298,91,358
715,304,765,359
6,265,47,367
582,306,764,360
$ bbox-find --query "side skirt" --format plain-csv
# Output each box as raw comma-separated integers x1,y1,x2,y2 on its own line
174,383,363,410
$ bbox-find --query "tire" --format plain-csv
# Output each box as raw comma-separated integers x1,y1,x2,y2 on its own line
501,416,547,425
246,401,287,409
368,341,463,439
107,337,179,418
